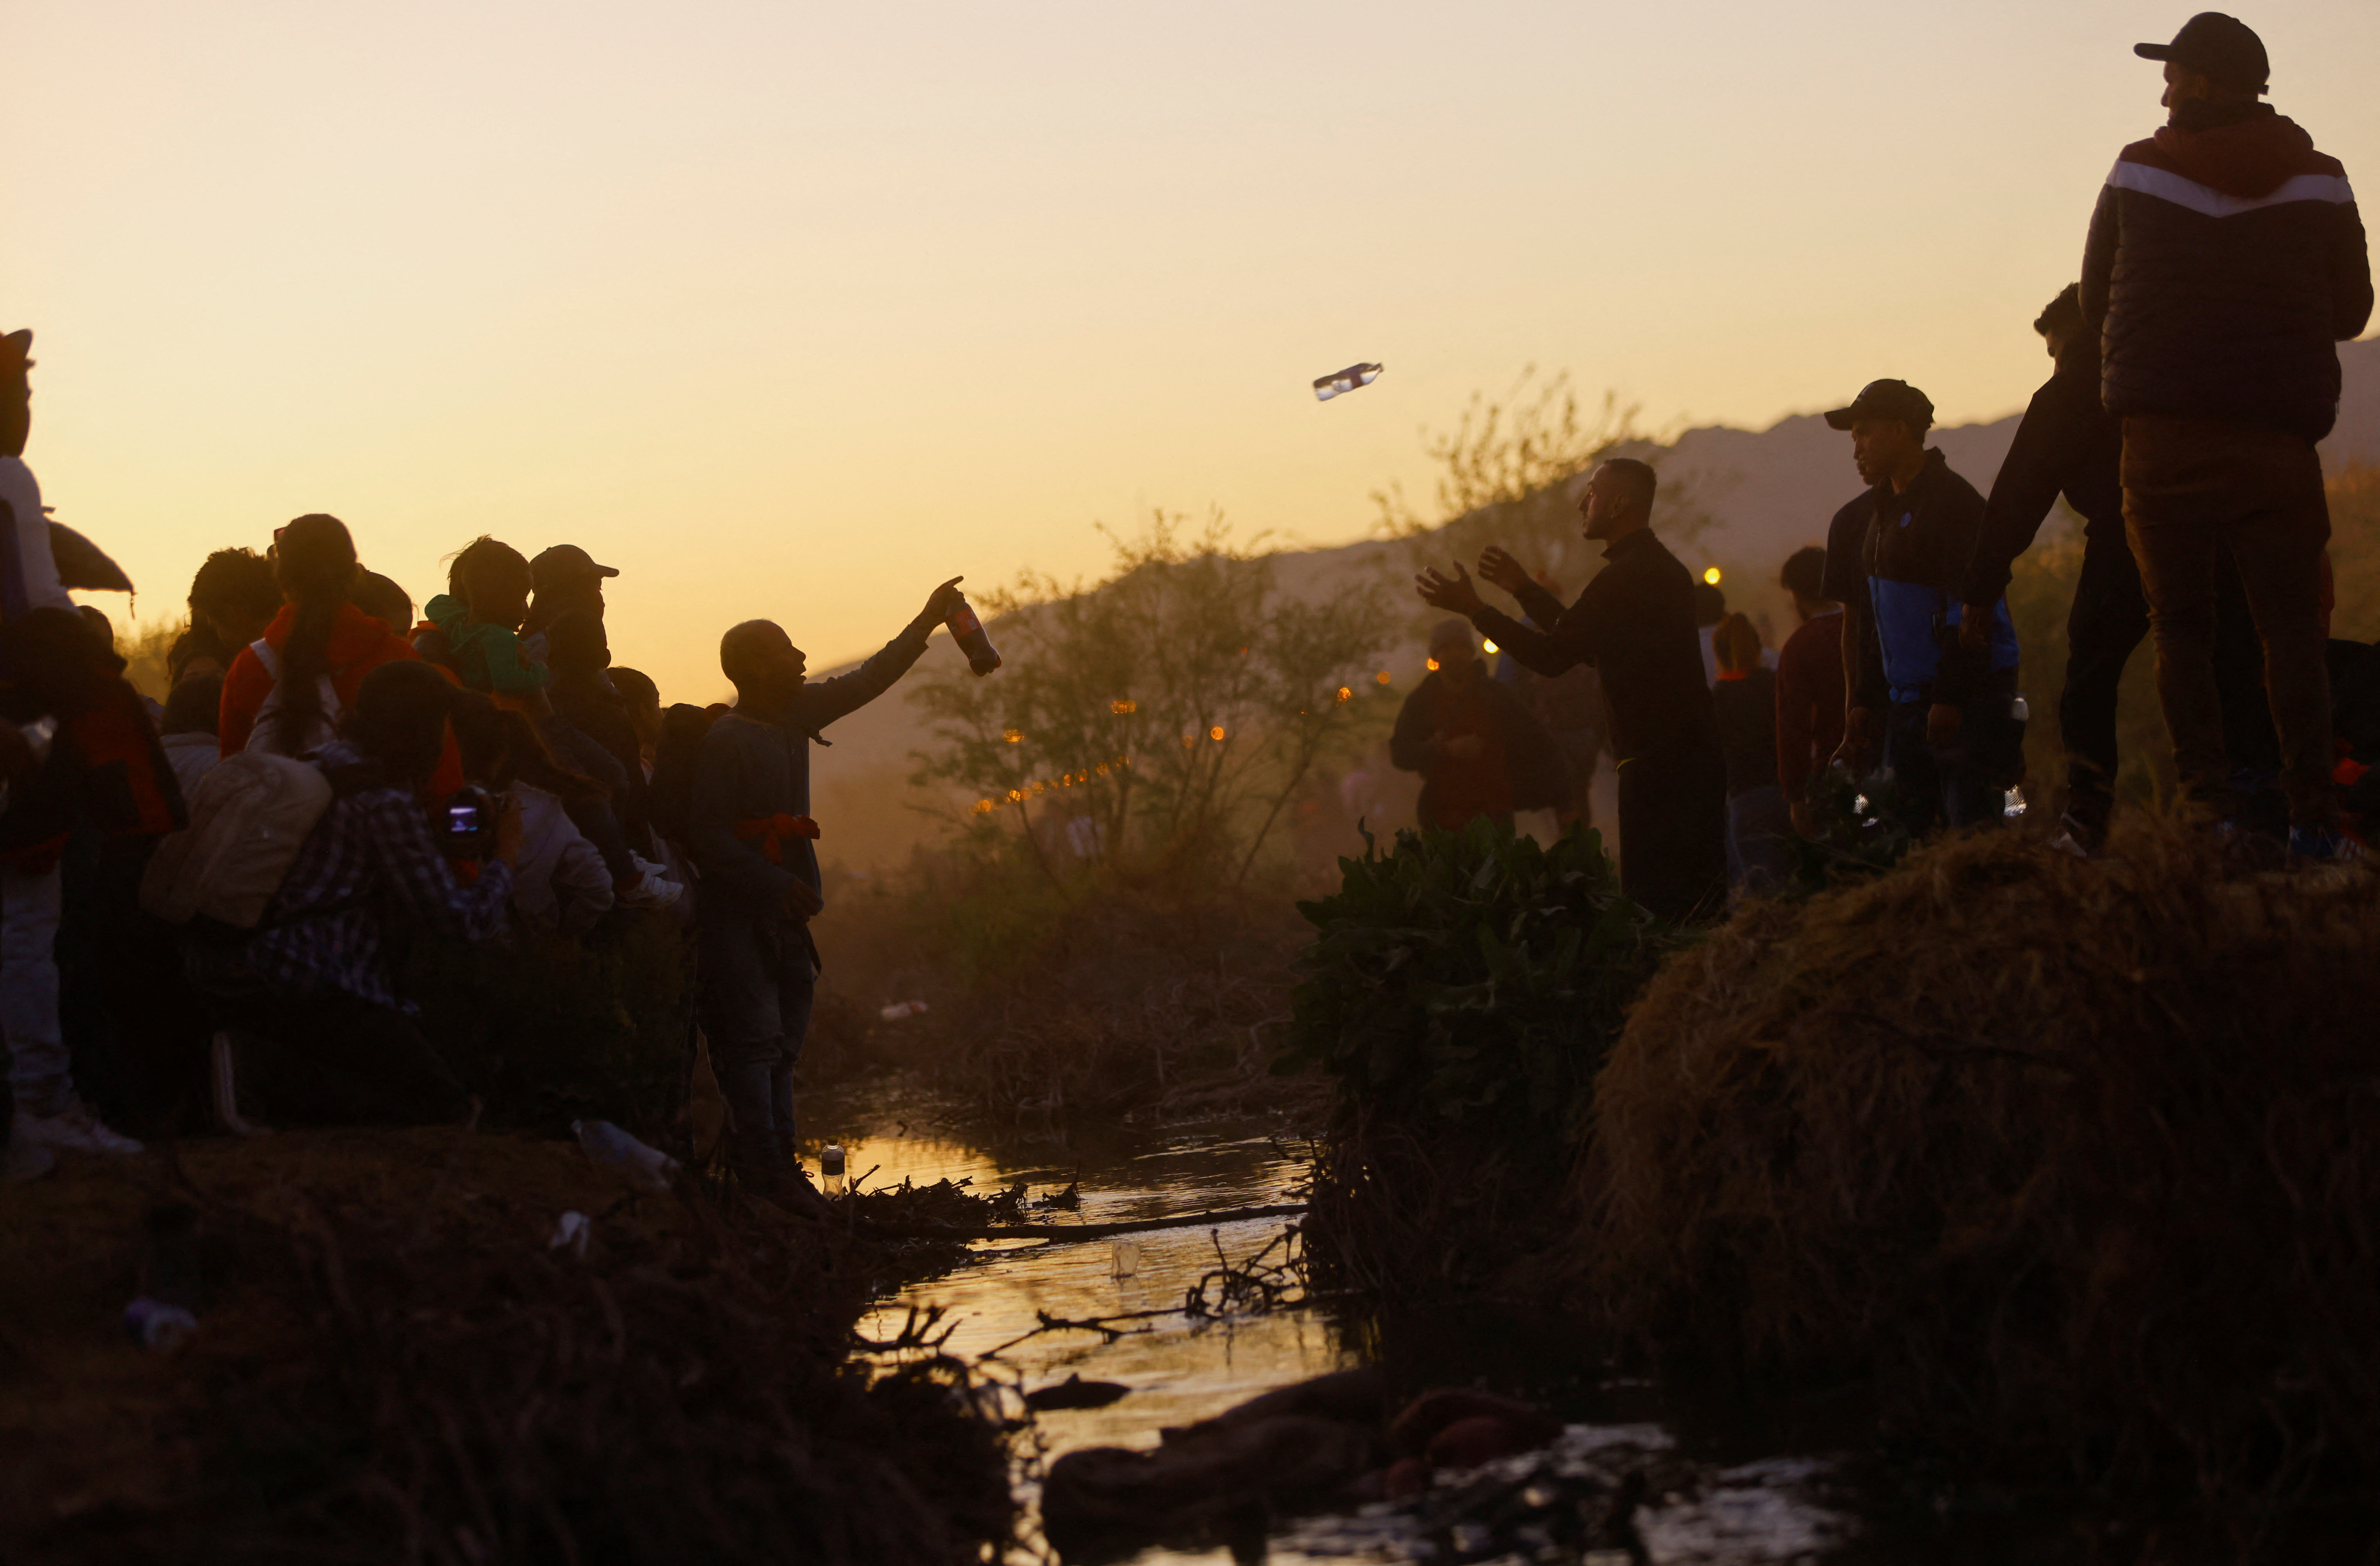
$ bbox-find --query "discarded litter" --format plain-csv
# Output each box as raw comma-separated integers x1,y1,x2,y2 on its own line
571,1119,678,1195
821,1143,847,1196
548,1210,592,1257
1111,1237,1141,1278
1312,362,1383,402
880,1000,929,1021
123,1296,198,1350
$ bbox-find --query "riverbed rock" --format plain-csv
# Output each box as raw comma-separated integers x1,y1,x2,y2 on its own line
1042,1412,1381,1559
1157,1364,1388,1445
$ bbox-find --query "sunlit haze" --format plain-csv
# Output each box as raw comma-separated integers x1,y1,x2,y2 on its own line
10,0,2377,699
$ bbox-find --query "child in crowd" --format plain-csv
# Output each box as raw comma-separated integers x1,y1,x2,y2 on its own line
423,538,547,699
607,667,663,771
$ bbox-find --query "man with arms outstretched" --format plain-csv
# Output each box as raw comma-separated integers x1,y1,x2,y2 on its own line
1415,458,1726,922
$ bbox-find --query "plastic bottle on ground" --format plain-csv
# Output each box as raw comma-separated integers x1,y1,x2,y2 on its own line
572,1119,679,1195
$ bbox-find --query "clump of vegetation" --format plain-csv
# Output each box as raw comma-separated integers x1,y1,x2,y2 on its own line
1280,819,1677,1295
909,511,1396,886
1589,815,2380,1511
0,1129,1013,1565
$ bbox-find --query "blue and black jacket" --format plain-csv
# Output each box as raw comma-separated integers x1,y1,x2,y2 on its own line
1847,450,2017,711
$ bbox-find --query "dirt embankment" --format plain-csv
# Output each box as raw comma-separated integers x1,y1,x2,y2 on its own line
0,1128,1010,1565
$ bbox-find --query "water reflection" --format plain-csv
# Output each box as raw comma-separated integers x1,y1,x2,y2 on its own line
829,1110,1863,1566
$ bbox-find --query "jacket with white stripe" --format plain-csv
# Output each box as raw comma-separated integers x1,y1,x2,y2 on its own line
2080,103,2371,443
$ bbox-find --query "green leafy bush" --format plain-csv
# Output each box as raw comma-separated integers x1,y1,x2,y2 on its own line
1276,816,1678,1130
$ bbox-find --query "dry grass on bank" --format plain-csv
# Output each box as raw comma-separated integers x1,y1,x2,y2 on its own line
808,874,1328,1127
1588,817,2380,1498
0,1129,1010,1566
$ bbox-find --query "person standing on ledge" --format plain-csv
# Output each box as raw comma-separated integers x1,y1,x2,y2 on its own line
1820,378,2020,836
1415,458,1726,922
687,576,964,1209
2080,11,2370,859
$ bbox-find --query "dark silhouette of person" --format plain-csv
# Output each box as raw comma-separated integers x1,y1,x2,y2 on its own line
1417,458,1726,922
1389,618,1563,832
2080,13,2369,856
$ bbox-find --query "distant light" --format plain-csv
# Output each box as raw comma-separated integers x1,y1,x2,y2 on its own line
1376,670,1393,685
1702,567,1723,586
1209,725,1226,742
974,798,995,814
1110,699,1137,715
1002,727,1023,744
1007,788,1023,802
1482,639,1500,655
1335,685,1352,702
1425,658,1440,672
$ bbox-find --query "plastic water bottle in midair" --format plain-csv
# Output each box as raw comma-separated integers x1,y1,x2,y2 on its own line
1312,363,1383,402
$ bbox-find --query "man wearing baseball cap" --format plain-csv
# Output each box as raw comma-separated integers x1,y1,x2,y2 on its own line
2081,14,2372,857
1818,379,2020,836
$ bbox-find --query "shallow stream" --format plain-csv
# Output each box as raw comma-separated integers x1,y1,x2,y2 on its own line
808,1103,1987,1566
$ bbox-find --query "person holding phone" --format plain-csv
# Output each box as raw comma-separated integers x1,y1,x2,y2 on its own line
205,662,523,1127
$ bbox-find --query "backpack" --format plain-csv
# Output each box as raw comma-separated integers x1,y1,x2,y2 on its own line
243,638,344,756
646,701,721,847
139,750,334,929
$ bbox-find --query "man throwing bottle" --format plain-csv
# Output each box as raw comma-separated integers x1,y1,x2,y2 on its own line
688,576,964,1208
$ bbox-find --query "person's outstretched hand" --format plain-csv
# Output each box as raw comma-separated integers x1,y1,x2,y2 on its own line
1415,563,1486,617
1476,546,1531,596
921,577,966,624
494,795,526,867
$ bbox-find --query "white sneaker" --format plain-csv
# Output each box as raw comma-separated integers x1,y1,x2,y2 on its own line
3,1135,54,1182
615,866,684,909
15,1101,144,1156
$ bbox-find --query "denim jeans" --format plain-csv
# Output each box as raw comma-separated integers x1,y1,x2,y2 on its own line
2122,415,2332,824
699,913,818,1169
1883,671,2023,836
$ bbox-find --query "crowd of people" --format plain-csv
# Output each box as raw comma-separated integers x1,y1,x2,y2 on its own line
0,324,962,1201
1407,12,2371,918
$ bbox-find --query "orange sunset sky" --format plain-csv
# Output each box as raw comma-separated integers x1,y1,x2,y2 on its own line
8,0,2376,700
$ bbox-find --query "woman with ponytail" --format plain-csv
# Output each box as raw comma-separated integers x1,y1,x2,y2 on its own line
218,514,427,757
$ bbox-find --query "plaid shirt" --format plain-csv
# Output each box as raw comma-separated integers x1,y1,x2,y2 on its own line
242,743,514,1012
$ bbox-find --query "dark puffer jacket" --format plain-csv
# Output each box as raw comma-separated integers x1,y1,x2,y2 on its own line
2080,104,2371,442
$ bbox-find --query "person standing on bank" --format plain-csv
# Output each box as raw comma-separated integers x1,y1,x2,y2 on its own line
1416,458,1726,922
688,577,965,1208
1820,379,2021,835
1959,284,2276,856
2080,12,2371,859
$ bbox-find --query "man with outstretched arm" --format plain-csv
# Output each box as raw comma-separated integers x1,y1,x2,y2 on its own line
1415,458,1726,923
688,577,964,1207
2081,12,2370,857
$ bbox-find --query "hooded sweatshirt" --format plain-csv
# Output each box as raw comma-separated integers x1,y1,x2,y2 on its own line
219,603,422,755
2080,101,2372,442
